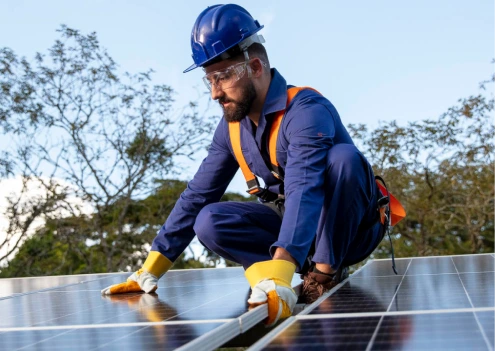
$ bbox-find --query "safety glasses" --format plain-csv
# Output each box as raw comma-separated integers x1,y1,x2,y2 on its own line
202,59,267,92
202,61,249,92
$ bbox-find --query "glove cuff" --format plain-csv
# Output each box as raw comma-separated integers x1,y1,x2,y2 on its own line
245,259,296,288
143,251,173,278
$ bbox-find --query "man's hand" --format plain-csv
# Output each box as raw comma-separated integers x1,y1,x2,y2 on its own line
101,251,172,295
245,260,297,326
101,269,158,294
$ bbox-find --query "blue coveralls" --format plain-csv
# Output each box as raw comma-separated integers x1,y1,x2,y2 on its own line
151,68,383,271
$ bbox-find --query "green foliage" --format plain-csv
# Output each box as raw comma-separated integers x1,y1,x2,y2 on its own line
349,79,495,258
0,179,249,277
0,26,216,271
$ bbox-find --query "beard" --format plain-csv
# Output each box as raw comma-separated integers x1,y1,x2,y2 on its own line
219,81,257,123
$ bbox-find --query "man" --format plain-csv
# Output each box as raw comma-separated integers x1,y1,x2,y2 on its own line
102,4,387,326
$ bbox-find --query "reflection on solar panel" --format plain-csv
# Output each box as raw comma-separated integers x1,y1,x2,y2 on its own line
249,254,495,350
0,267,274,350
0,254,494,350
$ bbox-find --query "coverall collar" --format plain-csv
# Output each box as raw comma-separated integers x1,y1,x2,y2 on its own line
240,68,287,134
261,68,288,116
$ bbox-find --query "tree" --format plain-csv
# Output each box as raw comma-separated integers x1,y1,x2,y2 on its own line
349,77,494,258
0,178,249,277
0,26,217,270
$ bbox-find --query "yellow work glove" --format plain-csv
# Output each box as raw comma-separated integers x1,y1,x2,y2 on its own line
101,251,172,295
245,260,298,326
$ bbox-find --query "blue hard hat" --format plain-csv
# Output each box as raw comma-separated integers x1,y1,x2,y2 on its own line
184,4,264,73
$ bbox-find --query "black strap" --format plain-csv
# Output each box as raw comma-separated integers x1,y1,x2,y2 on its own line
375,175,398,275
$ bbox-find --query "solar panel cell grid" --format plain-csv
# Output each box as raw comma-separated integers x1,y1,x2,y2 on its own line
255,254,495,351
459,272,495,308
403,256,457,275
452,255,495,273
260,317,381,351
391,274,472,311
0,254,493,350
476,311,495,346
373,312,490,350
352,259,410,278
309,276,402,315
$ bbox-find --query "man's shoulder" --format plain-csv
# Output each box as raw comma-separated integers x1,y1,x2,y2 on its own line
288,86,329,103
286,87,337,116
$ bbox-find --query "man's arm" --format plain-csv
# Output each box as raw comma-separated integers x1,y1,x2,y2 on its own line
271,91,344,270
151,119,240,263
273,247,298,266
103,118,239,294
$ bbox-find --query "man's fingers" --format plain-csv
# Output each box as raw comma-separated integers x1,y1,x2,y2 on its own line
247,286,268,304
101,280,143,295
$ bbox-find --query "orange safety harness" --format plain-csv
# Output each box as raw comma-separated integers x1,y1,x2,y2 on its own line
228,86,406,272
228,87,318,197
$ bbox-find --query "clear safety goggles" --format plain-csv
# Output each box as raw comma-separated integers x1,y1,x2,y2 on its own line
202,59,267,92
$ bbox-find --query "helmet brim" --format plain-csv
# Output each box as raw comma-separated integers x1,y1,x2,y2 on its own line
183,62,198,73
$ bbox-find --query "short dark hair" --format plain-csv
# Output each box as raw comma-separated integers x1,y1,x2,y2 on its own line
248,43,269,66
231,43,270,74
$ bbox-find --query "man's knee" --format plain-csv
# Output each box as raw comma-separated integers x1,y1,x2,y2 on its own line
194,203,220,244
327,144,369,179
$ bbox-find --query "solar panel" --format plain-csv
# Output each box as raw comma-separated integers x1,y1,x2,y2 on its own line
249,254,495,350
0,266,301,350
0,254,493,350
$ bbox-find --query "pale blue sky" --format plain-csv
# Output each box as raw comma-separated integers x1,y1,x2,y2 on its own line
0,0,494,193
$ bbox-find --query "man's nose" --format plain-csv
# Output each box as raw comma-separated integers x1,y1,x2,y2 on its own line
211,85,224,100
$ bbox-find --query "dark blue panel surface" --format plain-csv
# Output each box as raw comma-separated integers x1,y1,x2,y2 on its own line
452,254,494,273
373,312,491,350
271,255,495,351
390,274,471,311
262,312,493,351
459,272,495,308
0,323,223,350
476,311,495,346
309,276,401,315
0,274,114,299
405,256,457,275
0,268,250,328
353,259,410,278
262,317,381,350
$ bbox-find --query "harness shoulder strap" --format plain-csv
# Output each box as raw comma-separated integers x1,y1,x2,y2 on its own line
228,122,262,195
269,86,321,178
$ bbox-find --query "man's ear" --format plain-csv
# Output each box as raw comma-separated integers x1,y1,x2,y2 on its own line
249,58,265,78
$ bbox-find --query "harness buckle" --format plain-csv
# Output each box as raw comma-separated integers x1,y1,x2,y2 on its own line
246,185,266,196
271,171,283,180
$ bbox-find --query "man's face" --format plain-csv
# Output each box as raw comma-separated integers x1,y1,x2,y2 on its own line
204,60,257,123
